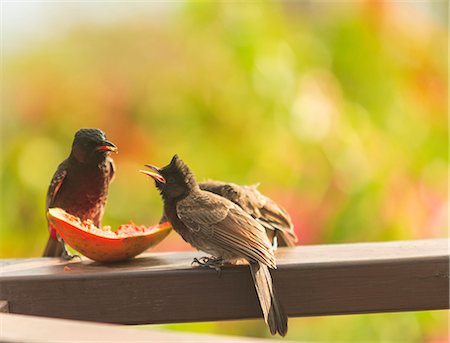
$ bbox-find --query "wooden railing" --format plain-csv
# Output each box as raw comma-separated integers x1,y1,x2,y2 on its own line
1,239,448,341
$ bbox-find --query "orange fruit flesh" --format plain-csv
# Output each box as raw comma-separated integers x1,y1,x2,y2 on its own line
47,208,172,263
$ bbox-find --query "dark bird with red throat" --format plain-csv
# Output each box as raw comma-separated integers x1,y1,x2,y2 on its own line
199,181,297,248
140,155,288,336
43,128,117,259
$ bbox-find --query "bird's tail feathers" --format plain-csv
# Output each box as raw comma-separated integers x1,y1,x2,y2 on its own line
43,236,63,257
249,262,288,336
276,229,298,247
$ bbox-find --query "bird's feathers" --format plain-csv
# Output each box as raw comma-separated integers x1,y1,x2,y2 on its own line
46,162,68,210
250,262,288,336
176,191,275,268
154,156,288,336
42,233,64,257
43,128,116,258
199,181,297,247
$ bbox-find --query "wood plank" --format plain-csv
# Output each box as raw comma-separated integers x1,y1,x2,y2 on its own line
0,239,448,324
0,313,286,343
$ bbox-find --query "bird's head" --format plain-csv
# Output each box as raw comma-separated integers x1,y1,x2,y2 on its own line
71,128,118,164
140,154,198,200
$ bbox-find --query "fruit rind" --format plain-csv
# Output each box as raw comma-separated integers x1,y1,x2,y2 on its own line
47,207,172,262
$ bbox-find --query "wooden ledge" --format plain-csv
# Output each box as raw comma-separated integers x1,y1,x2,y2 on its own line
0,313,288,343
1,239,448,324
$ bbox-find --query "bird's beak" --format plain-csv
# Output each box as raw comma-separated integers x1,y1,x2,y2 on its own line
139,164,166,183
96,140,118,153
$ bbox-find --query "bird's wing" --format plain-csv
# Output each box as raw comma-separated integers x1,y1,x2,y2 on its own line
240,184,267,216
107,157,116,182
46,161,68,210
243,185,297,244
200,181,296,245
259,198,296,238
199,181,239,203
176,192,275,267
200,181,263,217
176,192,230,231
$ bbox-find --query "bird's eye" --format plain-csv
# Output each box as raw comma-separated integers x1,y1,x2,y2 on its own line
167,176,175,183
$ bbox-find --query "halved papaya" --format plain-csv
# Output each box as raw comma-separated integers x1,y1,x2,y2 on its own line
47,207,172,263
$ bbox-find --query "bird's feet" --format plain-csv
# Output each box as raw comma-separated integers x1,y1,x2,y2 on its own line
58,236,80,261
61,247,80,261
192,256,224,275
61,250,81,261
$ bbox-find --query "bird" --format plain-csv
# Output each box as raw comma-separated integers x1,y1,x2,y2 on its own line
43,128,117,259
198,180,297,248
140,155,288,336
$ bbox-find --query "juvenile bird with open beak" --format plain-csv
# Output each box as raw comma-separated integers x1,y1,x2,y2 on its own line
140,155,288,336
43,128,117,259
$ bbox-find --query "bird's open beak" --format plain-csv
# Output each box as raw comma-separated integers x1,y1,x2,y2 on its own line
96,140,118,153
139,164,166,183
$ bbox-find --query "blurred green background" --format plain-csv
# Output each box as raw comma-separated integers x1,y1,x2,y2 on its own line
1,1,448,341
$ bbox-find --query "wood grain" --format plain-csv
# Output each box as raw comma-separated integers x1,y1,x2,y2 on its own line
0,239,448,324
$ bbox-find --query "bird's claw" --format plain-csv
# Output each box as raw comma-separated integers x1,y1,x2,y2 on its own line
57,236,79,261
191,256,224,275
191,257,202,266
61,250,80,261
